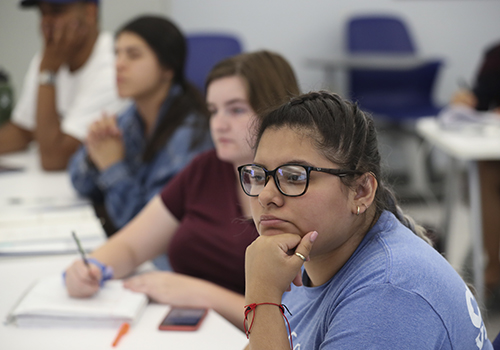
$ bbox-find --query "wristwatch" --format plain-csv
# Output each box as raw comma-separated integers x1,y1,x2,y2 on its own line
38,70,57,86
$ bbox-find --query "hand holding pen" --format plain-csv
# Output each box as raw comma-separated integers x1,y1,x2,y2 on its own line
65,231,102,298
72,231,98,280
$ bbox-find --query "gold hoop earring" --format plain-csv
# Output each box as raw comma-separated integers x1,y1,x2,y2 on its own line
356,206,360,216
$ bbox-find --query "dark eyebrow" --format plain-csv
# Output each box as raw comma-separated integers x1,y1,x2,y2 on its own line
125,46,144,53
115,45,143,54
285,160,315,167
252,160,315,169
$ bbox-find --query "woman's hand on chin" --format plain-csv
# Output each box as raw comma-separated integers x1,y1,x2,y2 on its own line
245,231,318,303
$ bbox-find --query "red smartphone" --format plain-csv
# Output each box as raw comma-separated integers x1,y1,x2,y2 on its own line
158,307,208,331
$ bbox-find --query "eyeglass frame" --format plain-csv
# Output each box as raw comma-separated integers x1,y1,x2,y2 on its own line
237,163,363,197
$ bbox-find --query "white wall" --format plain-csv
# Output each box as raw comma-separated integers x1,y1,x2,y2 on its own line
172,0,500,106
0,1,38,99
0,0,171,101
1,0,499,107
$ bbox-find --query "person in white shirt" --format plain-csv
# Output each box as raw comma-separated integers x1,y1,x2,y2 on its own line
0,0,127,170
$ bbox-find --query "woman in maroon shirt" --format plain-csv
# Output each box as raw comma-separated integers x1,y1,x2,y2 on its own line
64,50,300,329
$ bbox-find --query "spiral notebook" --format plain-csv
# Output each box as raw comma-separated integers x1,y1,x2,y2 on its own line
6,274,148,328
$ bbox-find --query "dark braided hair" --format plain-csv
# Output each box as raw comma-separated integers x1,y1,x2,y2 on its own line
255,91,431,244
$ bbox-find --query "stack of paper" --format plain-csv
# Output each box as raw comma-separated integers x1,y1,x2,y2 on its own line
438,105,500,133
6,274,148,328
0,205,106,255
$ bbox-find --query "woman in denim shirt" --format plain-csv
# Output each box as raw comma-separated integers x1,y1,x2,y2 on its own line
68,15,212,232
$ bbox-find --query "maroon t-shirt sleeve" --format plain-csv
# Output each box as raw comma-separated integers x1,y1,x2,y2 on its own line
160,152,193,221
158,149,258,295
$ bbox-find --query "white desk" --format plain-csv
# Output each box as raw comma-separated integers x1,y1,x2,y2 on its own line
0,255,247,350
0,146,105,255
0,148,248,349
0,146,85,207
416,117,500,306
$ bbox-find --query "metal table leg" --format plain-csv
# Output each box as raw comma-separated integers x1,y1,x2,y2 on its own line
468,160,484,306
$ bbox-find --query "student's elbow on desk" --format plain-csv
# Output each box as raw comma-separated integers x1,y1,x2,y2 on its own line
0,140,30,155
39,149,75,171
0,122,33,154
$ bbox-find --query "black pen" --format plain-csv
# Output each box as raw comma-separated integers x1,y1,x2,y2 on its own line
71,231,96,280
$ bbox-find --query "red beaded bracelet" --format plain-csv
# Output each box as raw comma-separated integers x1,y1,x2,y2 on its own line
243,302,293,350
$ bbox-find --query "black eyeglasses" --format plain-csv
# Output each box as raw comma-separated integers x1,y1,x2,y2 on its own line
238,163,361,197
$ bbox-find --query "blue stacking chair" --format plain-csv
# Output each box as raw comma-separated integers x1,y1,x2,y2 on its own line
346,15,443,122
349,62,443,120
185,33,243,93
345,15,444,198
348,15,414,54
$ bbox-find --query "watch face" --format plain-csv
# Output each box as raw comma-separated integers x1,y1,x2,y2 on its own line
39,70,56,85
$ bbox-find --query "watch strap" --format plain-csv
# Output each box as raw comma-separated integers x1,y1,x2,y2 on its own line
87,258,114,286
61,258,114,288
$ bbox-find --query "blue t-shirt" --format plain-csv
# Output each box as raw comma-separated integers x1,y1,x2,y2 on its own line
282,211,492,350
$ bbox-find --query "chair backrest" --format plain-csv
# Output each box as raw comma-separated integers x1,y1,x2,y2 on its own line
345,14,442,120
185,33,243,93
349,61,442,118
347,15,415,54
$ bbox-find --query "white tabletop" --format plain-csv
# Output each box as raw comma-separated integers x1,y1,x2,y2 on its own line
0,146,105,255
0,146,85,208
415,116,500,305
0,147,248,349
0,255,247,350
416,117,500,161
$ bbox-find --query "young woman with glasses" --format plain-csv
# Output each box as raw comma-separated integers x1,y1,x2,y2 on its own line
63,50,300,330
241,91,492,349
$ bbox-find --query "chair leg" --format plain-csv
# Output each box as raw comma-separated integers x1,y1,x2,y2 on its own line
468,161,485,306
406,136,440,202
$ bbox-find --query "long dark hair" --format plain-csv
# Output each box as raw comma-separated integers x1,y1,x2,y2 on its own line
255,91,431,244
116,15,209,161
